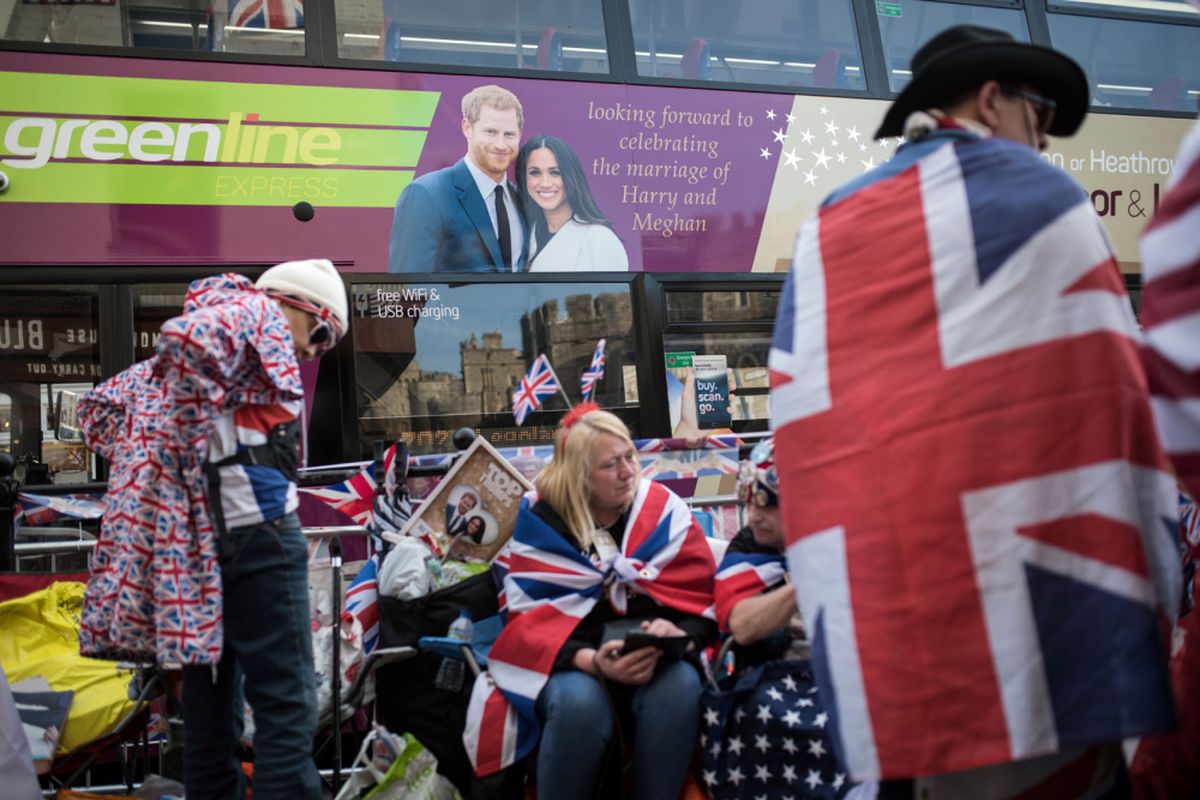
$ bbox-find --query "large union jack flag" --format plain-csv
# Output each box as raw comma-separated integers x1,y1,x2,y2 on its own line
463,479,715,775
1140,118,1200,500
512,354,561,426
769,130,1181,782
228,0,303,29
580,338,606,402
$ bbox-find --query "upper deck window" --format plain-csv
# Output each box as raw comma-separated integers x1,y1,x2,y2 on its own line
626,0,865,91
2,0,308,55
878,1,1031,94
334,0,610,74
1046,7,1200,112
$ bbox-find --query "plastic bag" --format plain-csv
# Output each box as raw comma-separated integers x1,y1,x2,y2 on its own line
365,733,461,800
314,609,365,721
379,537,433,601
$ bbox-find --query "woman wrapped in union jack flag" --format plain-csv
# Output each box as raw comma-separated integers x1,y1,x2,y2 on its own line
463,403,717,798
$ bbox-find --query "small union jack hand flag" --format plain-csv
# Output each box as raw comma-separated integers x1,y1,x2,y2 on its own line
513,354,562,426
580,339,607,402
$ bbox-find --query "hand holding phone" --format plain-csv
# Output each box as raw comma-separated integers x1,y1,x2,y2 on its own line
621,631,689,660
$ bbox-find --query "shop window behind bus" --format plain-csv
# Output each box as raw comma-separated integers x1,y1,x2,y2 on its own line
334,0,610,73
1047,7,1200,113
2,0,307,56
351,280,636,455
626,0,865,90
878,0,1030,93
0,286,101,484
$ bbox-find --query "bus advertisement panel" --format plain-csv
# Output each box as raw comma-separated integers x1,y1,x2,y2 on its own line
0,51,1192,273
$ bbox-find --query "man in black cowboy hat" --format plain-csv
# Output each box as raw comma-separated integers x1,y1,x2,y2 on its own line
769,23,1181,800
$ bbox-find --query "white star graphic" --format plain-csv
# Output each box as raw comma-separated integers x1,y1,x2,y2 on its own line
808,687,818,694
819,105,829,116
710,739,721,757
766,108,777,120
800,129,814,145
813,148,832,170
784,148,802,170
805,769,823,790
797,697,815,707
785,111,797,126
860,157,876,172
728,736,745,756
836,152,847,164
824,120,839,136
734,707,747,722
815,711,829,728
704,707,720,727
847,126,861,142
832,773,846,790
781,675,798,692
782,764,798,783
728,766,745,786
828,138,838,149
755,764,773,782
802,170,818,186
755,733,770,753
700,733,707,746
759,147,771,159
782,738,798,754
894,136,906,147
772,127,786,144
756,704,773,723
767,687,784,702
703,769,718,787
807,738,827,757
858,142,867,152
783,709,803,727
755,795,768,800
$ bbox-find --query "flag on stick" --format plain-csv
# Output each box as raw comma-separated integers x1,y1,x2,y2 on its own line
580,339,606,402
512,354,563,426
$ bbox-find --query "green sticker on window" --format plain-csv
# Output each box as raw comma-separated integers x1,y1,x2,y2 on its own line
664,352,696,369
876,1,902,17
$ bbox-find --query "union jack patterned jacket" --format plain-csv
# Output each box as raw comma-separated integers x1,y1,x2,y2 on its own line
77,273,304,665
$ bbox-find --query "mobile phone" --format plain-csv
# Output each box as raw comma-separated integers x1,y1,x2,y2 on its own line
692,355,731,429
621,632,689,660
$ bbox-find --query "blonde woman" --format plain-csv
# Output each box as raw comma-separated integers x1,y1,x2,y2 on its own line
464,404,716,798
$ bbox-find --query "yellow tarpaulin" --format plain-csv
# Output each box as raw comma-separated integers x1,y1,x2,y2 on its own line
0,581,135,754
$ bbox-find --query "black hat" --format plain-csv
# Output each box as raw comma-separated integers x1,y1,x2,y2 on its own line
875,25,1089,140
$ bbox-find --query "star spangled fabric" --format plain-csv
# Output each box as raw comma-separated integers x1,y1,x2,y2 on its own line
714,546,787,632
1140,118,1200,500
512,354,561,426
769,129,1180,781
463,478,716,776
580,338,606,402
77,274,302,665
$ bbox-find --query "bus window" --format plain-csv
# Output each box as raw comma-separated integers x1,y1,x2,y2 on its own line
3,0,308,56
335,0,610,74
1047,9,1200,112
626,0,864,90
351,280,636,454
134,285,189,361
666,289,780,324
0,286,101,483
878,0,1031,93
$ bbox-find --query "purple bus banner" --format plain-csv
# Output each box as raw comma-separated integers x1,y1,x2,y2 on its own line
0,52,1190,273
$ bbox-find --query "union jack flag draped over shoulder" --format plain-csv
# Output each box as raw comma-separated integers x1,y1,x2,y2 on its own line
580,338,606,402
713,546,786,632
512,354,561,426
1140,118,1200,500
768,128,1181,781
463,479,716,776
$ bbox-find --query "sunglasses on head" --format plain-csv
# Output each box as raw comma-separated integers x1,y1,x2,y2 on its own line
999,85,1057,134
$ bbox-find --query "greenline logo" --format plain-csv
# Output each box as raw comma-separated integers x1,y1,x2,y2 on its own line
0,71,440,208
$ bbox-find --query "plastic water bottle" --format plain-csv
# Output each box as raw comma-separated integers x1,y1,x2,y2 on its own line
434,611,474,692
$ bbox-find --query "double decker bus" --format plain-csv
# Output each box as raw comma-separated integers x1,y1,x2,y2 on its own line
1,0,1197,483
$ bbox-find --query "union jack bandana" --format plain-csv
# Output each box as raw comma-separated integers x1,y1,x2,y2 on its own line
261,288,345,353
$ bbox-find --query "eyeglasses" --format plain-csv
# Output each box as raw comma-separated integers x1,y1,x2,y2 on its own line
307,316,334,349
1000,85,1056,134
736,439,779,508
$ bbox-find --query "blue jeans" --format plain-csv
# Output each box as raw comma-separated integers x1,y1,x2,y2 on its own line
182,512,320,800
535,659,702,800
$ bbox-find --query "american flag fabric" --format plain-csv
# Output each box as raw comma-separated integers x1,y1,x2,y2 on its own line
463,479,716,776
1140,118,1200,500
769,129,1181,781
77,274,303,665
714,545,787,632
580,338,606,402
228,0,303,29
512,354,561,426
